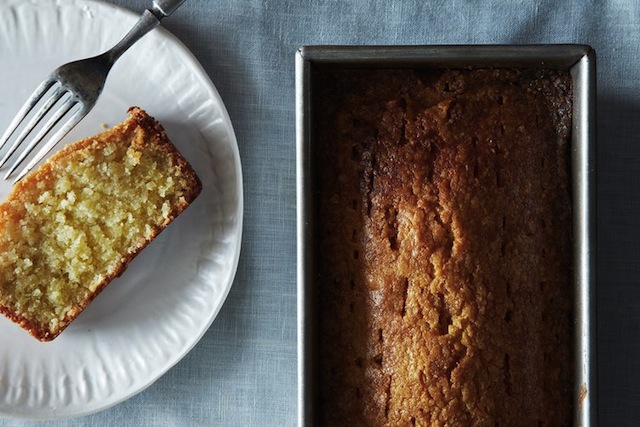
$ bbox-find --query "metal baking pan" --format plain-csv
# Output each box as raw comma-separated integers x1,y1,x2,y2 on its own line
296,45,596,427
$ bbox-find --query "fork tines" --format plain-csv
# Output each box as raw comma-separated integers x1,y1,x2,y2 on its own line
0,78,84,182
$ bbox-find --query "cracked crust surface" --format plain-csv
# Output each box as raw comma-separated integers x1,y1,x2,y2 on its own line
315,69,573,426
0,107,201,341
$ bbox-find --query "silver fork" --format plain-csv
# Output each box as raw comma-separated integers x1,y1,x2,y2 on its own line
0,0,186,182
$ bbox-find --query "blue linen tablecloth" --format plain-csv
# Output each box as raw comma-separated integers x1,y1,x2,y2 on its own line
0,0,638,425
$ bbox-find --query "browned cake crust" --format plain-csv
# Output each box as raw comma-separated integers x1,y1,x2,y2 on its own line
316,69,573,425
0,107,201,341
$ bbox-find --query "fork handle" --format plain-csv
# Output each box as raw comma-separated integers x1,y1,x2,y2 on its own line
152,0,187,17
105,11,160,64
105,0,187,64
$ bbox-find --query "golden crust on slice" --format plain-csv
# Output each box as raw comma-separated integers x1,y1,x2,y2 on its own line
0,107,201,341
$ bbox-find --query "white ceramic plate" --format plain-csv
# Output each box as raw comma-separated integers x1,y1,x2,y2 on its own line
0,0,242,420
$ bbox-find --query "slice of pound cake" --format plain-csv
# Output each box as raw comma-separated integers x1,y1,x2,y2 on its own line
0,107,201,341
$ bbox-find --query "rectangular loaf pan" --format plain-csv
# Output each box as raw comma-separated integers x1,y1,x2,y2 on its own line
296,45,596,427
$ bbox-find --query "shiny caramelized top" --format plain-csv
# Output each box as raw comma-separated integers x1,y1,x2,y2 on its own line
316,69,573,426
